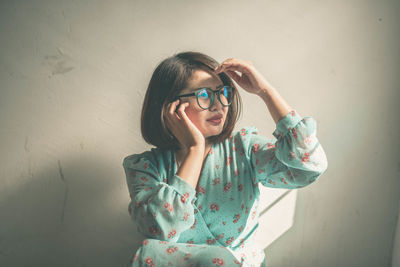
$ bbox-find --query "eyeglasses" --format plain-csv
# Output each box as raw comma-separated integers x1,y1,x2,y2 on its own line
174,85,234,110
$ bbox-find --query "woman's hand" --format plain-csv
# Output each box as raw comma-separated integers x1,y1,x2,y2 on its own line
164,99,205,151
214,58,274,96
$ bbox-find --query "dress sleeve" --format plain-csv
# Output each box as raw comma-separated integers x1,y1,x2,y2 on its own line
238,109,328,189
122,153,197,242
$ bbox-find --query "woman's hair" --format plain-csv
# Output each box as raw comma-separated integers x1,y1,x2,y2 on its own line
140,51,243,151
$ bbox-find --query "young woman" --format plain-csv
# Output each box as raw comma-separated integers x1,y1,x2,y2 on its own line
122,51,328,266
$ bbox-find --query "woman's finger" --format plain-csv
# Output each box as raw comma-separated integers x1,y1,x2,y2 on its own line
168,99,180,115
176,102,190,122
226,70,242,82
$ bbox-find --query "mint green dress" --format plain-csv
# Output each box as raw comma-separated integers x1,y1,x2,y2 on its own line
122,109,328,267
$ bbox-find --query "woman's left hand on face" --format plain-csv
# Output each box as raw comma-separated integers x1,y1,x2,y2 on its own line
214,58,273,95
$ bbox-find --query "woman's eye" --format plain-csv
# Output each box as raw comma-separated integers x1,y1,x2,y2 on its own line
198,90,209,98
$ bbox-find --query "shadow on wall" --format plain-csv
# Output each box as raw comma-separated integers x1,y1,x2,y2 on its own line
0,155,146,266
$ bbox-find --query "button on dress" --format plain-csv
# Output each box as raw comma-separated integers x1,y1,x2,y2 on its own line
122,109,328,267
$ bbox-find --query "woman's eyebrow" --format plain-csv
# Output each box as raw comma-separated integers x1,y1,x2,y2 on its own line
190,84,224,92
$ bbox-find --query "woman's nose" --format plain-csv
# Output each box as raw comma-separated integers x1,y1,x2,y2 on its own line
209,97,224,111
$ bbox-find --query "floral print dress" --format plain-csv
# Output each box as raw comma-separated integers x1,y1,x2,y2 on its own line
122,109,328,267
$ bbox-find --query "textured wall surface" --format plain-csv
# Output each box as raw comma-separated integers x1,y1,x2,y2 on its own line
0,0,399,266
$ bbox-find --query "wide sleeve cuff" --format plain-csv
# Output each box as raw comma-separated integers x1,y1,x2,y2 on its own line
169,174,198,204
272,109,303,139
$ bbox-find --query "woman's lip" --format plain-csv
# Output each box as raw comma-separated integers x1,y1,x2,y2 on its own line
207,119,222,125
207,116,223,121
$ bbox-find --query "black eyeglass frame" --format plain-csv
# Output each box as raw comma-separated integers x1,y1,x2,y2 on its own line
173,85,234,110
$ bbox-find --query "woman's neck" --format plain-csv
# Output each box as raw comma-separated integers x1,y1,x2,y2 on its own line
175,141,212,166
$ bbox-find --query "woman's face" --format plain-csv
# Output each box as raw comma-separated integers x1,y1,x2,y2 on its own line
177,69,229,139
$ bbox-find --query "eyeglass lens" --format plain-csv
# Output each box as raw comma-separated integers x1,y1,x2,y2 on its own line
197,86,233,109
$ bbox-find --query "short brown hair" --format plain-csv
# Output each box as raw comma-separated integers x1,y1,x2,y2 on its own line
140,51,243,151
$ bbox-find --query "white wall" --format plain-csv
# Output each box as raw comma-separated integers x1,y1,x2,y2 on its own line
0,0,399,266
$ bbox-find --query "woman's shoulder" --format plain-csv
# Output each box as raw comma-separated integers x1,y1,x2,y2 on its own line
122,147,170,169
229,126,260,143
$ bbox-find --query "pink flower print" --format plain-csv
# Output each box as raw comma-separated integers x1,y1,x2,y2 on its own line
210,203,220,212
149,226,159,235
223,182,232,192
212,257,225,266
241,203,244,209
143,162,149,169
304,135,312,145
159,240,168,244
222,221,226,225
251,210,256,220
281,177,288,184
184,253,192,260
240,128,247,136
302,152,311,163
209,147,213,155
255,159,259,166
186,239,194,244
289,151,296,160
142,239,149,246
226,156,233,166
257,168,265,174
238,184,243,192
291,127,298,139
267,142,275,148
134,201,143,209
268,179,276,185
167,229,177,239
290,110,295,116
252,143,260,153
183,211,190,221
238,225,243,233
215,164,219,169
129,170,136,178
229,197,233,201
212,178,221,186
145,257,154,265
245,206,249,214
225,236,234,245
144,186,152,192
166,246,178,254
232,145,237,151
233,213,240,223
140,176,148,182
217,233,224,240
163,178,167,183
207,237,217,245
164,202,173,212
197,186,206,195
198,204,203,211
233,168,240,176
190,218,197,229
180,192,190,203
234,259,241,265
